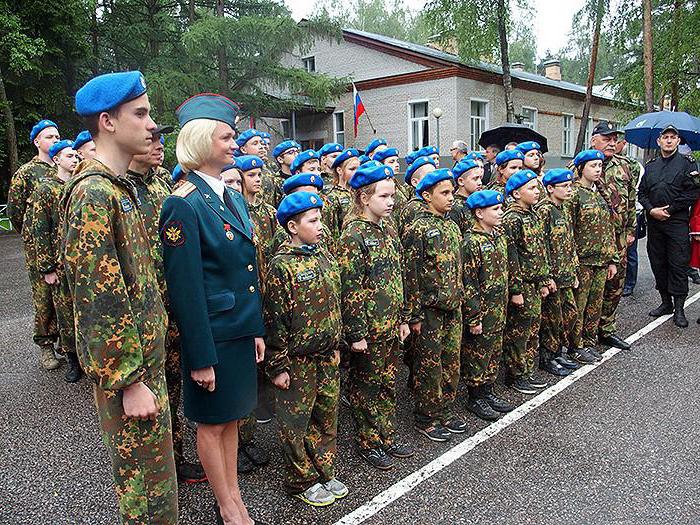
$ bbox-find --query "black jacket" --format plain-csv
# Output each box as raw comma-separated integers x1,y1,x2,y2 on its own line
639,151,700,222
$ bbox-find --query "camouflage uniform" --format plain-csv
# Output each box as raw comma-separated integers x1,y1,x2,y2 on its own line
337,215,405,450
403,210,463,426
325,185,354,238
397,196,426,237
449,193,475,236
502,202,551,378
264,242,342,494
536,198,579,354
269,221,336,257
62,160,177,523
461,224,509,386
261,170,287,209
567,181,618,348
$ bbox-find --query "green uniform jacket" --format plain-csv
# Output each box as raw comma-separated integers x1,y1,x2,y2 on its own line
567,182,618,267
535,198,579,288
261,170,287,209
31,175,66,274
449,193,474,236
601,154,639,248
398,196,427,236
326,185,354,238
7,156,55,233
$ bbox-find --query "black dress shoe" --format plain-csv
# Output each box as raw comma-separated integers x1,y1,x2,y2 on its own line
541,359,572,377
176,461,207,483
598,333,631,350
241,443,270,467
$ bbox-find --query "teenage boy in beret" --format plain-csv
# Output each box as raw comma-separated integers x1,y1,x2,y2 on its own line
450,159,483,235
262,140,300,208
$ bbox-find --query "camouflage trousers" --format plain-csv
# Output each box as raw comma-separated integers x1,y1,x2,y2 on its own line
47,271,75,355
95,371,178,525
540,286,577,354
24,245,57,348
599,246,628,337
461,330,503,387
573,265,607,348
276,351,340,494
504,282,542,378
349,337,400,450
164,321,183,466
413,308,462,426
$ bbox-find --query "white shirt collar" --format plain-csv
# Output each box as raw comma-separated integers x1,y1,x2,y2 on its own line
195,170,226,202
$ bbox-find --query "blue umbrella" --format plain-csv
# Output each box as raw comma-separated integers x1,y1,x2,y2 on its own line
623,110,700,150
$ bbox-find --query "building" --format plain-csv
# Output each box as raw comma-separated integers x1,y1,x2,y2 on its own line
261,28,637,167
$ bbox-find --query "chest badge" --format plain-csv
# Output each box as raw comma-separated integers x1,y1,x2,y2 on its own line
224,223,234,240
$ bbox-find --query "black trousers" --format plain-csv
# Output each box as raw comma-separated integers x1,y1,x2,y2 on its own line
647,218,690,297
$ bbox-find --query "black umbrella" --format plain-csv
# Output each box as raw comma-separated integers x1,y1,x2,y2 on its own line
478,123,549,153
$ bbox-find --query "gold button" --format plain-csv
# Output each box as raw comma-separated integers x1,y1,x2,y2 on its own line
249,285,255,293
247,264,254,272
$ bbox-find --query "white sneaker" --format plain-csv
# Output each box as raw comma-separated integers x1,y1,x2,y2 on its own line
323,478,349,499
293,482,335,507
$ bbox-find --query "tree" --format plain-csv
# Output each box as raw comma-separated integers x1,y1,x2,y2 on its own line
642,0,654,111
509,22,537,72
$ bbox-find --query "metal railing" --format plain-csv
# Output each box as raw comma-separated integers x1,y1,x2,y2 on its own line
0,204,12,231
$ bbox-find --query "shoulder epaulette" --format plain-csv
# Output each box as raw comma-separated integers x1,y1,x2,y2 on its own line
172,181,196,198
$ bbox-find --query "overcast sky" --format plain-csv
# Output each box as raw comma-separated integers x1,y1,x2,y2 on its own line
287,0,586,60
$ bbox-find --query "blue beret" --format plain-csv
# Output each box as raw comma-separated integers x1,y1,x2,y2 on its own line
73,130,92,150
416,168,454,197
172,164,184,181
277,191,324,228
543,168,574,186
159,135,165,145
236,155,264,172
574,149,605,167
318,142,343,157
405,150,420,165
176,93,240,129
373,147,399,162
453,159,480,178
417,145,439,157
365,138,387,157
291,149,320,175
496,149,525,166
221,161,238,172
358,154,370,164
361,159,382,168
467,190,504,210
283,173,324,194
273,140,301,158
30,120,58,142
331,148,359,169
466,151,484,161
505,169,538,195
260,131,271,143
349,163,394,190
405,156,436,184
236,129,263,147
48,140,74,159
76,71,147,117
516,141,541,153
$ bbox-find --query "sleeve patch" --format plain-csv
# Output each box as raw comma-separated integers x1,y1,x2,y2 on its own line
163,220,185,247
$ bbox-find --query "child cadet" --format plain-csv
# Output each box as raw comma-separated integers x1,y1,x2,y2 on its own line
262,139,300,208
403,168,466,442
373,147,410,216
61,71,178,523
73,130,97,161
450,159,484,235
502,169,553,395
31,140,80,382
326,148,360,237
517,141,546,202
365,137,388,159
415,145,440,167
568,150,619,364
535,168,582,376
487,149,525,197
318,142,344,190
221,162,243,192
291,149,321,175
398,156,437,236
264,191,348,507
461,189,515,421
336,162,413,470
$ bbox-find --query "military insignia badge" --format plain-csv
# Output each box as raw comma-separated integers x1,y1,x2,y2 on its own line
310,196,318,204
120,197,133,212
163,220,185,246
296,269,317,283
224,223,234,240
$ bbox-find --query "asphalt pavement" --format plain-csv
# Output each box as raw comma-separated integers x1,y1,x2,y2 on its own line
1,232,699,525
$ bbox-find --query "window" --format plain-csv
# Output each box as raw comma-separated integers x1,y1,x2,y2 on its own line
470,100,489,150
302,56,315,73
585,117,594,141
522,107,538,130
562,114,574,157
280,119,291,138
408,100,429,151
333,111,345,147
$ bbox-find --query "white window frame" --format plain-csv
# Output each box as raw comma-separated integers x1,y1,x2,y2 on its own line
469,98,490,151
333,111,345,147
585,117,594,142
562,113,574,157
407,99,430,152
522,106,538,130
280,119,291,138
302,56,316,73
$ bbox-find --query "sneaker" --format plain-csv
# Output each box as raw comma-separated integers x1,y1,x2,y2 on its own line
466,397,500,421
40,346,60,371
585,347,603,362
527,375,548,389
323,478,349,499
540,359,572,377
256,417,273,424
568,348,597,365
384,440,415,458
177,461,207,483
622,287,633,297
554,352,580,370
507,376,537,395
483,390,515,413
241,443,270,467
294,483,336,507
442,417,468,433
415,424,452,442
359,447,394,470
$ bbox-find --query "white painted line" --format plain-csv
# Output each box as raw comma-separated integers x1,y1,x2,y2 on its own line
333,290,700,525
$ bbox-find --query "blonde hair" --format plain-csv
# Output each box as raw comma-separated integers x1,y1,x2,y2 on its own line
176,119,218,171
352,181,379,215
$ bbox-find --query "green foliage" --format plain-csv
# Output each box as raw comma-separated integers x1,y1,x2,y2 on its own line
509,22,537,71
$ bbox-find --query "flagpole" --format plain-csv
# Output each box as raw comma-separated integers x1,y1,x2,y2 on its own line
352,82,377,136
364,111,377,135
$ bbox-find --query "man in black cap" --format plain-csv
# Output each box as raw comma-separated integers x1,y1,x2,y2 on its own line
638,125,700,327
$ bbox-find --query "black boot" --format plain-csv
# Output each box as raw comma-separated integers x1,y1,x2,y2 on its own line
673,296,688,328
466,387,500,421
64,352,83,383
649,292,673,317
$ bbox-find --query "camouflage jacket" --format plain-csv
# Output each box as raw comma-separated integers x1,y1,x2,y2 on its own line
337,215,405,343
600,155,639,247
264,242,342,378
326,185,354,238
567,181,618,267
449,193,475,236
502,202,551,294
247,198,277,256
30,174,66,274
7,156,56,235
260,170,287,209
535,198,579,288
269,217,336,256
461,224,509,333
61,159,167,390
402,209,463,321
398,196,427,237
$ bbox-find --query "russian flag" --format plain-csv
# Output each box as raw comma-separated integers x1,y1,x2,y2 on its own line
353,83,365,137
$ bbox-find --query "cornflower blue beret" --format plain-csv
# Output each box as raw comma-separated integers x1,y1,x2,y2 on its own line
373,147,399,162
236,129,263,147
283,173,324,194
221,161,238,172
506,169,538,195
496,149,525,166
272,140,300,159
453,159,480,178
415,168,454,197
277,191,323,228
516,141,541,153
236,155,264,172
172,164,184,181
417,145,439,157
318,142,343,157
467,189,504,210
358,154,370,164
543,168,574,186
73,130,92,150
30,120,58,142
361,159,382,168
260,131,271,143
405,150,420,165
574,149,605,167
291,149,320,175
75,71,147,117
349,163,394,190
176,93,240,129
160,135,165,145
48,140,74,159
331,148,359,169
405,156,436,185
365,138,387,157
466,151,484,161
